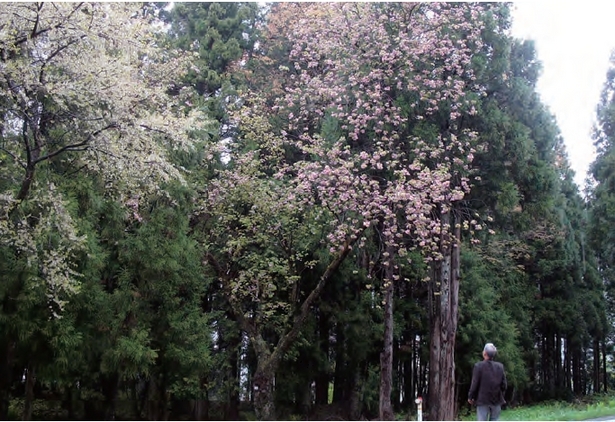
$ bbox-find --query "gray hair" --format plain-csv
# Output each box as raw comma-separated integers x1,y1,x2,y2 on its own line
484,343,497,359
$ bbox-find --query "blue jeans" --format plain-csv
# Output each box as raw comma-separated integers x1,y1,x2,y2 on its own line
477,404,501,421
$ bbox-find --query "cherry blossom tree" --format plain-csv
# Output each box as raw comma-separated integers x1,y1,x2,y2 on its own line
204,3,486,419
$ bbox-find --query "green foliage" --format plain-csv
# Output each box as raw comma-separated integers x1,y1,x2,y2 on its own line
457,248,527,392
161,2,259,96
589,55,615,310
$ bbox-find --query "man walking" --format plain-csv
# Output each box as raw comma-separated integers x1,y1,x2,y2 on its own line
468,343,507,421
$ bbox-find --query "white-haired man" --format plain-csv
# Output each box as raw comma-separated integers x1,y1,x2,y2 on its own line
468,343,507,421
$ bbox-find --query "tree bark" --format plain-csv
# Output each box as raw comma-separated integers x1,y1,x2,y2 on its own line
349,367,364,420
225,326,241,421
564,337,572,391
593,337,600,393
332,321,347,404
602,340,608,393
572,348,582,395
427,213,459,421
556,335,563,391
315,310,330,405
379,251,395,421
253,361,276,421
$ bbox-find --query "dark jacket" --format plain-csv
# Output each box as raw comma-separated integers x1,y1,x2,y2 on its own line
468,359,507,406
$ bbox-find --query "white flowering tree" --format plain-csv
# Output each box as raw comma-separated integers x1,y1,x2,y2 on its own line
0,5,207,416
0,2,205,310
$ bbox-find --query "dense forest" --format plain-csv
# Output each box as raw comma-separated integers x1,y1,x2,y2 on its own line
1,2,615,421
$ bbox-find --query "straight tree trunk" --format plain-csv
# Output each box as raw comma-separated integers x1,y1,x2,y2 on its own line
403,339,413,408
63,385,78,421
593,338,600,393
191,400,202,421
582,349,588,394
379,254,395,420
146,378,159,421
428,214,459,422
315,310,330,405
102,372,120,421
202,375,210,421
393,337,400,412
227,330,241,421
333,322,346,404
420,348,428,399
556,336,563,391
22,364,36,421
564,337,572,391
349,367,364,420
572,348,582,395
0,341,15,421
602,340,608,393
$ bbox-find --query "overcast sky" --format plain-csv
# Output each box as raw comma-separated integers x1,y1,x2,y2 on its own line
510,1,615,189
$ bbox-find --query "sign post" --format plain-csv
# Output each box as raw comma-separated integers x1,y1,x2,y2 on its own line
415,396,423,422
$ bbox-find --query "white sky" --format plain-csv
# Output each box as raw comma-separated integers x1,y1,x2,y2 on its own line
510,2,615,189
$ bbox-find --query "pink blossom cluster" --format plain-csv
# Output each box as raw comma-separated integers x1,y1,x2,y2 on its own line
259,3,486,262
209,2,489,304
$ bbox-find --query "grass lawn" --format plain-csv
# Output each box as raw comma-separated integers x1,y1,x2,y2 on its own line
455,396,615,421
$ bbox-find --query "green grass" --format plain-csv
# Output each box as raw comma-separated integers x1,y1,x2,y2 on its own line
456,396,615,421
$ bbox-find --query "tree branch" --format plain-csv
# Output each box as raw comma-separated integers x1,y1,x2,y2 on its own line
39,36,86,84
272,228,365,362
205,251,258,336
0,146,27,170
21,119,31,167
33,123,117,164
2,3,86,62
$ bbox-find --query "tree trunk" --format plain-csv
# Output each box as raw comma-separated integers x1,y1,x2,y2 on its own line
207,240,357,421
194,375,210,421
379,254,395,421
333,321,346,404
556,336,563,391
427,214,459,421
63,384,78,421
0,341,16,421
315,310,330,406
572,348,582,395
253,363,276,421
602,340,608,393
17,164,37,201
145,375,170,421
102,372,120,421
404,331,415,408
227,331,241,421
564,337,572,391
22,364,36,421
349,367,364,420
593,338,600,394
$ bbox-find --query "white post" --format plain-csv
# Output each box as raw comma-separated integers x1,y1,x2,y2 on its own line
415,396,423,422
